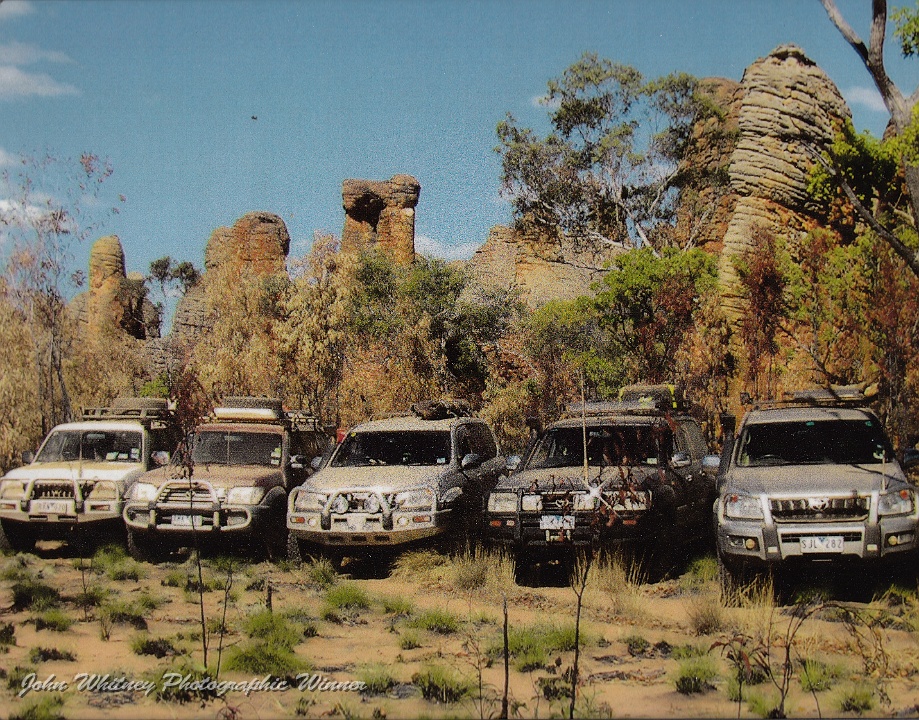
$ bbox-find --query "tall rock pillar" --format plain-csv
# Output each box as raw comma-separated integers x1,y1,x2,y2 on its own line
341,174,420,264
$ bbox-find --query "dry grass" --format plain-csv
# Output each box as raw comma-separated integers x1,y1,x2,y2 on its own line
589,552,648,620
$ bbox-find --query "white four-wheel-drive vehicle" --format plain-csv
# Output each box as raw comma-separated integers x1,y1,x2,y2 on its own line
287,402,505,562
0,398,180,552
123,397,332,561
715,387,919,592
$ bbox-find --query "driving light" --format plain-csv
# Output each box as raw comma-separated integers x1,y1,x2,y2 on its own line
330,495,350,514
363,494,381,514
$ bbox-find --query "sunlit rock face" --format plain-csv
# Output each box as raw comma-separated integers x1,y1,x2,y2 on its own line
341,174,420,265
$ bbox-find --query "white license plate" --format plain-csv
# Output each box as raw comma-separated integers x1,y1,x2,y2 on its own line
800,536,845,553
171,514,204,528
31,499,72,515
540,515,575,530
613,498,648,511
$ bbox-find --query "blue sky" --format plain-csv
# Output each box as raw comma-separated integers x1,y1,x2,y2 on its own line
1,0,918,301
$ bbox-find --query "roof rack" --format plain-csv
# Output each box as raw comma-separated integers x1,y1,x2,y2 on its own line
410,399,473,421
745,383,878,410
81,398,174,428
618,383,684,410
564,400,672,418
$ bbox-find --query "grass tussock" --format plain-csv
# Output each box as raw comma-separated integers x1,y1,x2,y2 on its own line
321,582,371,621
407,608,461,635
799,657,844,693
28,646,76,663
411,664,472,703
685,593,726,636
589,552,647,619
836,682,875,714
490,622,590,672
12,578,62,611
93,545,145,582
305,557,339,589
673,656,719,695
8,693,65,720
31,609,74,632
356,663,397,695
391,550,450,584
130,634,176,658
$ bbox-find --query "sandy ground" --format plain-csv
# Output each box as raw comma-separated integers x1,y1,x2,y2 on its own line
1,541,919,720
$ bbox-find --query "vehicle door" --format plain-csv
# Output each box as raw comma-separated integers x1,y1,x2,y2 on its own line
676,419,714,529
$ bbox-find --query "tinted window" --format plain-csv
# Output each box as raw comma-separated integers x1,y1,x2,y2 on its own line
528,425,673,469
192,430,284,467
465,423,497,459
36,430,143,463
736,419,894,467
332,431,452,467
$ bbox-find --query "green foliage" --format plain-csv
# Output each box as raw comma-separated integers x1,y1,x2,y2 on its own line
92,544,145,582
243,610,308,649
893,3,919,58
489,622,587,671
407,608,460,635
28,646,76,663
381,596,414,616
130,634,176,658
836,682,875,714
323,583,371,612
31,609,73,632
0,621,15,646
497,52,722,250
223,641,307,676
305,556,339,589
622,634,649,656
411,664,472,703
99,599,147,630
356,663,397,695
8,694,65,720
11,578,61,611
799,657,843,693
398,630,422,650
673,656,719,694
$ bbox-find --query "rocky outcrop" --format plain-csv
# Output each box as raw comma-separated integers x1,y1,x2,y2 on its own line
717,45,851,316
464,224,619,310
341,175,420,264
70,235,159,340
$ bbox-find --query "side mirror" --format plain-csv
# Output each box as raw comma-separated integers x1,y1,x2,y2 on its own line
290,454,307,469
21,451,35,465
310,456,323,472
150,450,170,467
903,448,919,471
505,455,522,473
670,451,691,469
461,453,482,471
702,454,721,478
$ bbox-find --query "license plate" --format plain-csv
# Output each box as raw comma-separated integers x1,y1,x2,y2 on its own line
800,536,845,553
613,498,648,511
31,499,72,515
171,514,204,528
539,515,575,530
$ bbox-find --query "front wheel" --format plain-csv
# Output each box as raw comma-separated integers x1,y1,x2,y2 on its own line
286,532,306,566
126,529,168,563
0,521,36,553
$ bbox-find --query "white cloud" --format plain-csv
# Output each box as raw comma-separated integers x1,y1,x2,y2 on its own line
415,235,480,261
0,147,19,166
0,1,34,21
0,41,72,65
0,65,78,99
843,85,888,114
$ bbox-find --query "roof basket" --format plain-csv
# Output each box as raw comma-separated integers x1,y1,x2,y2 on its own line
81,397,174,427
747,383,878,409
618,383,684,410
565,400,672,418
410,399,472,421
212,397,285,422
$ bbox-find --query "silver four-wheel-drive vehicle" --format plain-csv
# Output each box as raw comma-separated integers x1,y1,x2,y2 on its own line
0,398,180,553
485,385,720,583
123,397,332,561
287,401,505,563
715,387,919,593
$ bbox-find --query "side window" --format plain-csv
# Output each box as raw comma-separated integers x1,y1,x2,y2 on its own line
680,421,708,460
456,428,472,459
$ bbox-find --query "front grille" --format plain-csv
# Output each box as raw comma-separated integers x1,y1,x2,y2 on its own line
541,494,577,512
781,532,863,543
770,496,869,522
160,483,214,504
32,481,76,499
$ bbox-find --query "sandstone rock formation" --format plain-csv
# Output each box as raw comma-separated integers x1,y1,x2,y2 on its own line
70,235,159,340
464,223,620,310
716,44,851,316
341,174,420,264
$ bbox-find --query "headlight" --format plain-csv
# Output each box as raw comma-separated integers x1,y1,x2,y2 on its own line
722,493,764,520
394,488,434,511
878,488,915,517
226,486,266,505
129,482,158,502
489,492,520,513
520,494,541,512
294,491,328,512
87,481,118,500
0,480,27,500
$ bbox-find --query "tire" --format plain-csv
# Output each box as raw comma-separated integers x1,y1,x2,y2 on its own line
718,553,753,607
642,514,678,583
0,521,36,553
126,529,167,563
513,550,539,587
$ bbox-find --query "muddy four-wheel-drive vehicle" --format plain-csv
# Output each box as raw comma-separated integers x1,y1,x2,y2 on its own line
715,387,919,597
123,397,333,562
0,398,181,553
485,385,720,584
287,400,506,564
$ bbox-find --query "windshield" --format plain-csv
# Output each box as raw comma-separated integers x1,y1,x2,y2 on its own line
192,430,283,467
528,425,671,469
331,431,451,467
35,430,143,463
736,419,894,467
